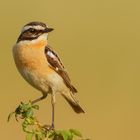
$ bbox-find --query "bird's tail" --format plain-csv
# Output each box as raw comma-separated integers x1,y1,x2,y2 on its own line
61,92,85,113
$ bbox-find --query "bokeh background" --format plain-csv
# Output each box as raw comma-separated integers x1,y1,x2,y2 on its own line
0,0,140,139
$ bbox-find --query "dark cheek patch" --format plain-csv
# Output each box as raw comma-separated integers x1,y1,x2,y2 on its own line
17,31,43,43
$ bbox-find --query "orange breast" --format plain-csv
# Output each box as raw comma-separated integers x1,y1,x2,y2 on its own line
30,40,48,49
14,40,55,75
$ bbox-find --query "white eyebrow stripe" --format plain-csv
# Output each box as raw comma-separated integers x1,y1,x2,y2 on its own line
22,25,45,32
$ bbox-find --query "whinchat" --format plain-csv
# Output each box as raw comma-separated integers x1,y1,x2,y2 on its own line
13,22,84,128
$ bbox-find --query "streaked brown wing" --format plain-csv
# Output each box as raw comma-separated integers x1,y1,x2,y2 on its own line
45,45,77,93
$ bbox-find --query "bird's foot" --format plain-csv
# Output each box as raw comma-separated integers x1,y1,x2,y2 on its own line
43,124,55,131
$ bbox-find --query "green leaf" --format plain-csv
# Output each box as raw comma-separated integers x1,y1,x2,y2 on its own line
69,129,82,137
51,130,74,140
35,134,40,140
48,131,55,138
7,112,15,122
53,135,63,140
35,133,44,140
25,109,33,118
22,120,33,133
81,139,91,140
26,133,34,140
32,105,39,110
25,118,33,124
68,134,73,140
60,130,72,140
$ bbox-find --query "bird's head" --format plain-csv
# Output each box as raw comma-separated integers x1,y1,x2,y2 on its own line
17,21,54,44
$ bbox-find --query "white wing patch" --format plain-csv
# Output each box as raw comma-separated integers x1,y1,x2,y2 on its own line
47,50,59,71
47,51,56,59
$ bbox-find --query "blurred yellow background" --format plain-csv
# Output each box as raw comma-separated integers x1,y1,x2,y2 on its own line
0,0,140,139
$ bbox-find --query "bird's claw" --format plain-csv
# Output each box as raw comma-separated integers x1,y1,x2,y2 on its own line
43,124,55,131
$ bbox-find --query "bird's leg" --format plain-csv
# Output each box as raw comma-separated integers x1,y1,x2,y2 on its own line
31,93,48,104
51,93,55,129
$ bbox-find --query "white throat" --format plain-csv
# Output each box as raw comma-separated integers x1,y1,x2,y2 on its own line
17,33,48,46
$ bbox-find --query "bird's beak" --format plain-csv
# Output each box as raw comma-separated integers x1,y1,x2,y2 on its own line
44,27,54,33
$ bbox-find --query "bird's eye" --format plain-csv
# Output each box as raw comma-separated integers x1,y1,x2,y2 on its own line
29,28,36,33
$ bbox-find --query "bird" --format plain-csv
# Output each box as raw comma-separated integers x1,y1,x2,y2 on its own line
13,21,85,129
